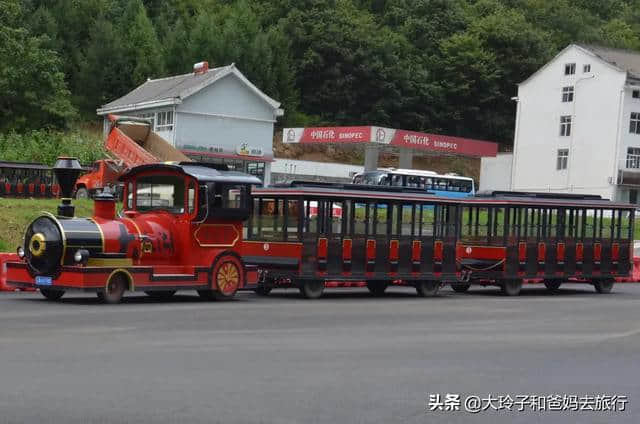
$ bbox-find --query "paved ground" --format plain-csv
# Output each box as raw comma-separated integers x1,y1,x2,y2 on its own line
1,283,639,424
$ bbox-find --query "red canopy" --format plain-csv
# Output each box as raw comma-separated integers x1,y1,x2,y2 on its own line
283,126,498,157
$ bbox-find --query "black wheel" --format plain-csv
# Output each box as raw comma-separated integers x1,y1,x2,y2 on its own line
101,274,127,304
366,281,388,296
75,187,89,199
501,279,523,296
593,279,614,294
299,280,324,299
253,285,273,296
415,281,439,297
40,288,64,301
197,290,216,301
543,280,562,292
452,283,471,293
145,290,176,300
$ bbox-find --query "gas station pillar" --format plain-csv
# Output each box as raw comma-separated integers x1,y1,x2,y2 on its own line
364,145,379,171
398,150,413,169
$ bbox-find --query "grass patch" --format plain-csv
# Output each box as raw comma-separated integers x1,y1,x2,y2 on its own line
0,198,94,251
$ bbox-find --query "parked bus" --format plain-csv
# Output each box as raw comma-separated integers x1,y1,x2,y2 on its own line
352,168,475,198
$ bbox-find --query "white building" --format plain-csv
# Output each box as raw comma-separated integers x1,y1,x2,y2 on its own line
97,62,283,185
482,44,640,203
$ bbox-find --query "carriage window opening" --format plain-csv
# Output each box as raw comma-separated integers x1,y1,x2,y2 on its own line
127,182,133,209
602,209,613,240
492,208,505,241
329,201,343,236
372,203,389,236
547,209,559,239
526,208,537,241
511,208,520,239
620,210,631,240
400,204,414,236
418,204,435,236
585,209,596,239
474,207,489,238
577,209,586,240
250,198,285,240
188,182,196,214
353,202,367,235
599,210,605,239
444,205,459,238
135,175,185,213
286,199,301,241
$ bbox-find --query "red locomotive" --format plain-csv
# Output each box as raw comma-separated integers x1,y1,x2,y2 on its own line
6,157,261,303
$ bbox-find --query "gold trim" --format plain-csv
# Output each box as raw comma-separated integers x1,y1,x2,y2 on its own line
121,217,142,238
242,241,304,246
88,218,105,252
41,211,67,265
29,233,46,257
106,268,135,291
87,258,133,267
121,217,143,258
194,224,240,248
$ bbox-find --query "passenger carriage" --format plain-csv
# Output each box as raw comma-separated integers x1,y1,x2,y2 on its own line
6,158,261,303
246,183,635,298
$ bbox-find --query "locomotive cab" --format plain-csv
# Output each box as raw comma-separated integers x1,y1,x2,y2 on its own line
121,162,257,221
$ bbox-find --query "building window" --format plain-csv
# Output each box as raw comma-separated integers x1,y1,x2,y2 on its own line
557,149,569,170
156,111,174,131
564,63,576,75
633,90,640,99
627,147,640,169
630,112,640,134
562,86,574,102
583,64,591,73
560,115,572,136
138,112,155,128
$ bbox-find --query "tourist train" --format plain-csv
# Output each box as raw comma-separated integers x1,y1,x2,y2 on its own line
5,158,635,302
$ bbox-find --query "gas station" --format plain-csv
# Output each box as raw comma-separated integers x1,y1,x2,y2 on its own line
283,126,499,171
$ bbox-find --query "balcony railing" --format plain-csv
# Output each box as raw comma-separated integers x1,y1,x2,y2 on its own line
625,154,640,170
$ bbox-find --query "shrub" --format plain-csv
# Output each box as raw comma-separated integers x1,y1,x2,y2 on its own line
0,129,105,166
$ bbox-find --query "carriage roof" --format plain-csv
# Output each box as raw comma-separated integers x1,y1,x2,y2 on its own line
119,162,262,185
254,183,636,210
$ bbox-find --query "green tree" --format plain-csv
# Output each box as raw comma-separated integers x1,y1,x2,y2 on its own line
0,0,75,130
76,15,128,115
283,0,438,129
117,0,165,87
189,0,300,124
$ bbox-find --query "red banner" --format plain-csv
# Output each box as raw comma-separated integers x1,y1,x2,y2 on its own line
390,130,498,157
283,126,498,157
295,127,371,144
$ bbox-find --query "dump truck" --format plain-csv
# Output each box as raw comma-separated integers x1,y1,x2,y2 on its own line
74,115,190,198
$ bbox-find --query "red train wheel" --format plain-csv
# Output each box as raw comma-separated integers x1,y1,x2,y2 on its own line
101,273,127,304
213,255,244,300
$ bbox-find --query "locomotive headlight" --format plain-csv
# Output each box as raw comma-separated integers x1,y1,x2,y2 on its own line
74,249,90,264
17,246,25,259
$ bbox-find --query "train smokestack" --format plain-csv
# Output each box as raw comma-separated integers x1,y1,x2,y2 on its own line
53,157,83,217
93,187,116,220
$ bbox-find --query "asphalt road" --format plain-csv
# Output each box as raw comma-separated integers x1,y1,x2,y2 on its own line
1,283,639,424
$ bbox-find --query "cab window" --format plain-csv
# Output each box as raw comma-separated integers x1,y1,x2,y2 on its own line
135,175,185,214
